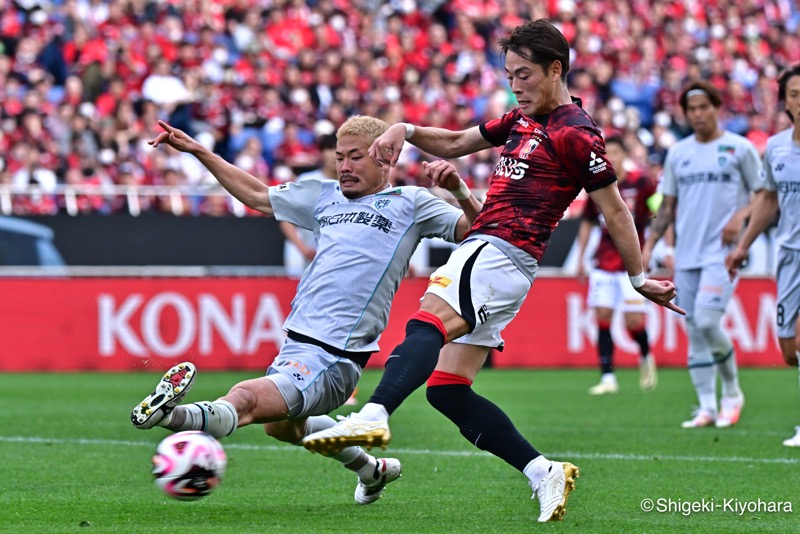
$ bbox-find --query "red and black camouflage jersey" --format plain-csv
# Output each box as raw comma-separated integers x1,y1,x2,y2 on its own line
468,101,617,261
581,170,657,272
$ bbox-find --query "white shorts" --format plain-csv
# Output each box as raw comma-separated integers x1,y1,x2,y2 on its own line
776,248,800,338
425,239,532,349
586,269,648,313
267,337,362,418
674,263,738,319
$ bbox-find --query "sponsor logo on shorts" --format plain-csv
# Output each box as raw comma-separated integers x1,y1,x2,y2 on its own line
276,183,290,191
285,360,311,379
428,275,452,288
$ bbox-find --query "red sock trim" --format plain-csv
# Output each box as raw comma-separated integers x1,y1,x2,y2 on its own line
410,310,447,340
597,320,612,330
427,369,473,387
627,326,646,335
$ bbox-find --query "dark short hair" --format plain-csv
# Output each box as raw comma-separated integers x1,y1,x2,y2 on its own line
604,135,627,152
498,19,570,80
318,133,337,151
778,64,800,121
679,80,722,113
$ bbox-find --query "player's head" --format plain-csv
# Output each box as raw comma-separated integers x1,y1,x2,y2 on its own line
777,64,800,123
604,135,627,179
499,19,570,116
335,116,391,199
679,81,722,139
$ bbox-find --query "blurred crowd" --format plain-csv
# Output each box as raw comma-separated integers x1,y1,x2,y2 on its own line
1,0,798,216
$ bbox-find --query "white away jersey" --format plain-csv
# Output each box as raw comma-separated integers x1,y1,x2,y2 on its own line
661,130,764,268
268,179,462,352
763,128,800,251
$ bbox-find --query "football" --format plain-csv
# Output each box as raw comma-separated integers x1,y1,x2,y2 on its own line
152,431,227,501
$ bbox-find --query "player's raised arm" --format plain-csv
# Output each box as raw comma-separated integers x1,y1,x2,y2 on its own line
148,120,274,216
369,124,492,167
589,182,685,315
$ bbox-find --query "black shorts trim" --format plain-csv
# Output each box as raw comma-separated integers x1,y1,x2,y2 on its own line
286,331,372,368
459,241,490,331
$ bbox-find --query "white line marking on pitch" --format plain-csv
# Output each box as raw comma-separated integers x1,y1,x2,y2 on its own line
1,435,797,464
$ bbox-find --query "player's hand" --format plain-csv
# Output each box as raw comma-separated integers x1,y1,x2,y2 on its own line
422,160,461,191
725,246,747,281
368,124,407,167
148,120,202,154
721,212,745,246
636,279,685,315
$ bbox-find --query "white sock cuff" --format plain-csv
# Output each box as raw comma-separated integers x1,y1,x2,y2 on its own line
523,455,551,488
358,403,389,422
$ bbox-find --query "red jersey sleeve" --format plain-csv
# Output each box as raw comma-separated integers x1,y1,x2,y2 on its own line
555,126,617,193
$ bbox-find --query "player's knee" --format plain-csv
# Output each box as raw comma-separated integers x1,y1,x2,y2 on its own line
693,309,723,338
226,381,260,416
426,371,473,412
406,311,447,345
426,384,457,413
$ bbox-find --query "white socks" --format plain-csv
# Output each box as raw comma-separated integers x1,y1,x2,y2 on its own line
161,400,238,439
600,373,617,384
357,402,390,422
715,350,741,399
523,455,552,489
689,366,718,416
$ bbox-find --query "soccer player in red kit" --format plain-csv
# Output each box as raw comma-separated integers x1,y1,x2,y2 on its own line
576,136,659,394
305,20,683,523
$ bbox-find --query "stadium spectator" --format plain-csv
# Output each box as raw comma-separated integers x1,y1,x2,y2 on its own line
575,135,658,395
642,81,764,429
303,19,683,524
1,0,799,218
133,115,482,505
726,64,800,447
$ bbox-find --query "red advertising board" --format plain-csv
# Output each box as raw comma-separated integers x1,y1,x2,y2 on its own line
0,277,782,371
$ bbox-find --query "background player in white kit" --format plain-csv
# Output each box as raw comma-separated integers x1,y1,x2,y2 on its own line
131,116,482,503
643,81,765,429
726,64,800,446
576,135,659,395
279,133,337,278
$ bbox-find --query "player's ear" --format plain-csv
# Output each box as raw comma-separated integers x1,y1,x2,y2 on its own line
550,60,562,81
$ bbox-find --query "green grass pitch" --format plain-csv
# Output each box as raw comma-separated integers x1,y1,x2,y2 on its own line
1,367,798,533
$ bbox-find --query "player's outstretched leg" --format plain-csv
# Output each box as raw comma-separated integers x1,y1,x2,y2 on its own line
532,461,580,522
280,415,401,503
131,362,196,429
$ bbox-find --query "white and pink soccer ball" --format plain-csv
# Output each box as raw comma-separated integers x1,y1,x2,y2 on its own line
152,431,227,501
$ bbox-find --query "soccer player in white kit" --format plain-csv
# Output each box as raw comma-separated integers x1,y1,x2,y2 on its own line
643,81,765,429
727,64,800,446
131,116,483,504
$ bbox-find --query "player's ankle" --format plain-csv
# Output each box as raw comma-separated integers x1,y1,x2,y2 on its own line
358,403,389,422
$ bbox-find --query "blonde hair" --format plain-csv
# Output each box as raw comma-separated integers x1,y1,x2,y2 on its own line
336,116,389,145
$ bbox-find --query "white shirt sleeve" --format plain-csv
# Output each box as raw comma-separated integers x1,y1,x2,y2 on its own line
739,140,765,192
411,187,463,243
660,147,678,198
268,179,324,230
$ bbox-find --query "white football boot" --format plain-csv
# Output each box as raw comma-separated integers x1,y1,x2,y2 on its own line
131,362,196,429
